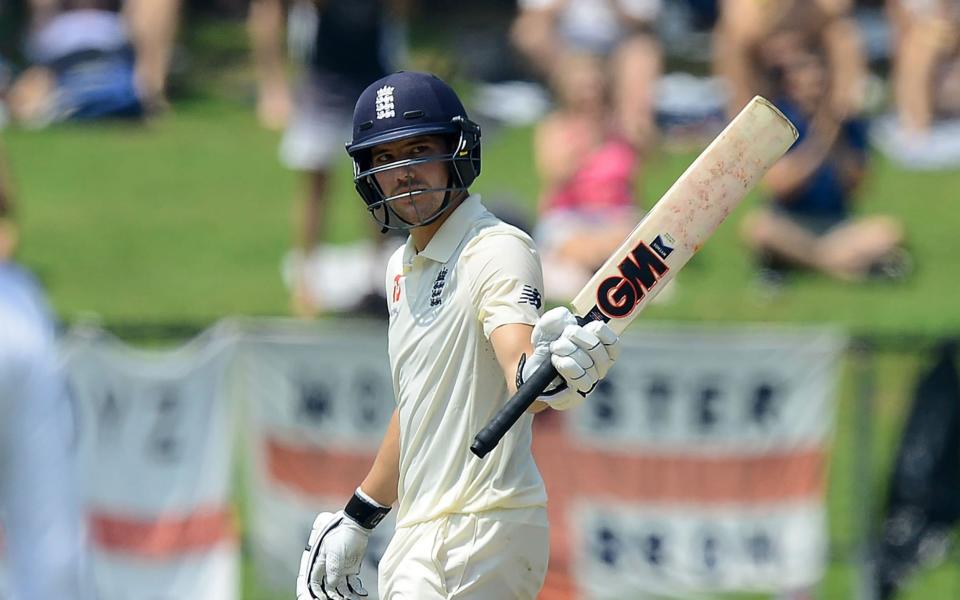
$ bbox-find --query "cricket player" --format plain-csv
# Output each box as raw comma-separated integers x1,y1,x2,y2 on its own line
296,71,620,599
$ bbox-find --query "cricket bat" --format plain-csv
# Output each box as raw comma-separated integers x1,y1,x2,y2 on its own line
470,96,798,459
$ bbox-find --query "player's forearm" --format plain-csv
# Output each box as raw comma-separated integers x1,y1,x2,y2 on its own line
359,409,400,507
490,322,549,413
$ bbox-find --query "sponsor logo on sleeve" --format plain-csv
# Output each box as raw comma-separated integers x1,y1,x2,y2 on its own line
519,285,542,309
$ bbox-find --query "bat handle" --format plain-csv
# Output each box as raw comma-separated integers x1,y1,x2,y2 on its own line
470,361,559,459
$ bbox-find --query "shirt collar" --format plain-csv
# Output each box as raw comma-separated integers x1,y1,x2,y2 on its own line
402,194,484,266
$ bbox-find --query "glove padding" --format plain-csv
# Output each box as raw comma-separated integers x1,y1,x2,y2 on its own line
521,306,621,410
297,511,370,600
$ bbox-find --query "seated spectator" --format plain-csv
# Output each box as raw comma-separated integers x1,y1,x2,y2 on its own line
533,50,644,301
8,0,142,126
512,0,663,155
740,44,910,284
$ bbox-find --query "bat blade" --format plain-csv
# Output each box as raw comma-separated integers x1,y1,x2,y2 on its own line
574,96,798,333
470,96,798,459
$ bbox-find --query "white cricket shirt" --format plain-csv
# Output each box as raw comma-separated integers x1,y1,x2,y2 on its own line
385,195,548,529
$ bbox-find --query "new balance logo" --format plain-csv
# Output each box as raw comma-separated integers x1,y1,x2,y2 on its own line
375,86,395,119
519,285,542,309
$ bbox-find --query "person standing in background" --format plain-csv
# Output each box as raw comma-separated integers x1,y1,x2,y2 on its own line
249,0,411,317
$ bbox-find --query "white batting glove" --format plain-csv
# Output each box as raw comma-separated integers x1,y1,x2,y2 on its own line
297,511,370,600
521,306,621,410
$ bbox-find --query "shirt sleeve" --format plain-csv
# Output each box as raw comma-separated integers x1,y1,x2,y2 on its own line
461,230,545,340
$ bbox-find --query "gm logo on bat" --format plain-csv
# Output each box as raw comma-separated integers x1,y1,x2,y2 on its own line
596,234,674,319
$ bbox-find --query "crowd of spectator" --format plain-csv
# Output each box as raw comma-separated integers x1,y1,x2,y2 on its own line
0,0,940,311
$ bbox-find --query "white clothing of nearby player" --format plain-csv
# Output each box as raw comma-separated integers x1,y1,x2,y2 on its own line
0,264,88,600
384,194,548,528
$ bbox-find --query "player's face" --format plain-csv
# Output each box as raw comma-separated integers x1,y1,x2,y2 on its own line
371,136,451,227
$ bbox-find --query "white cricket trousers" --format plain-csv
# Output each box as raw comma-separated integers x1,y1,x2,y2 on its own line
378,507,549,599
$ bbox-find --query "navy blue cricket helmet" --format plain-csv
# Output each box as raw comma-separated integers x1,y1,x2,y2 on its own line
345,71,481,230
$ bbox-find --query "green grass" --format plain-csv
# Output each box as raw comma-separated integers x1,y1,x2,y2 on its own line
4,90,960,599
7,100,960,335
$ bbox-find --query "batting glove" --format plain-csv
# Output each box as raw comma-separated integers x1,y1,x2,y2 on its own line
521,306,620,410
297,487,391,600
297,511,371,600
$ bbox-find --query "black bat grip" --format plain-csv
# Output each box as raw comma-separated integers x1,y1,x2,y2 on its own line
470,361,559,458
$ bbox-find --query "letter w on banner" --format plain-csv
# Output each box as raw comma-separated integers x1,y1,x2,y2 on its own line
61,324,239,600
233,320,395,597
535,327,846,599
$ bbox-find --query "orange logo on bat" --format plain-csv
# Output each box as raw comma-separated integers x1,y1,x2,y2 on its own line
596,236,673,319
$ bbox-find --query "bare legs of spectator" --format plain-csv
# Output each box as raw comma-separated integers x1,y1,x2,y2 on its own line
509,7,558,78
6,66,56,125
27,0,58,28
125,0,182,112
552,224,637,271
0,220,15,259
610,32,662,154
741,208,905,282
248,0,291,130
889,0,960,133
894,17,949,132
291,169,330,318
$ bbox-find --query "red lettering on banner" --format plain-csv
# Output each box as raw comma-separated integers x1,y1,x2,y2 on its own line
90,506,236,558
531,412,827,599
265,437,373,498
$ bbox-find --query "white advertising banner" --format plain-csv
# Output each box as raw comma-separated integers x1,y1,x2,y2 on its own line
236,321,844,600
234,320,396,597
2,321,845,600
62,326,239,600
534,327,846,598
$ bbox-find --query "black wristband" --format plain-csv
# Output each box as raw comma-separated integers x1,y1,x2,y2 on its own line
344,490,391,530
